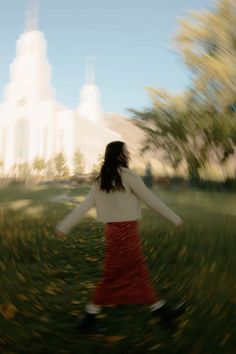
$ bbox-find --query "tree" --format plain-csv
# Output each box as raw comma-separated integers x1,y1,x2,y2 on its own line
129,0,236,182
130,90,236,182
73,149,85,175
173,0,236,175
17,162,31,180
91,153,104,175
33,157,46,175
173,0,236,112
45,159,56,179
129,91,204,182
54,152,69,177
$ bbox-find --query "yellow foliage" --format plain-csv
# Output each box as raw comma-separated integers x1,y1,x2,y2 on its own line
32,331,41,338
16,294,29,301
16,272,27,283
0,260,6,271
220,333,231,346
96,313,107,319
178,318,189,329
105,335,126,343
0,302,17,320
209,262,216,273
85,256,98,262
70,310,81,316
148,343,162,351
35,304,44,311
40,315,49,322
70,300,81,304
44,282,61,295
21,309,33,317
84,283,96,289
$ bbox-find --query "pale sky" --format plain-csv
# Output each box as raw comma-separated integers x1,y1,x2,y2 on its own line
0,0,215,115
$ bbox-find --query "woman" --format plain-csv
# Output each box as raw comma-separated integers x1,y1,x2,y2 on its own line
55,141,185,332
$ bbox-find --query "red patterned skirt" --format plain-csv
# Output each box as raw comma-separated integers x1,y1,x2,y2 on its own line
89,221,160,305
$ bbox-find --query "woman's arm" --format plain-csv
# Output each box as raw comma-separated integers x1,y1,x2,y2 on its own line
127,171,183,226
55,184,95,235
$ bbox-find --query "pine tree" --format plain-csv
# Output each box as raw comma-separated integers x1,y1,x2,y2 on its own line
54,152,69,178
45,159,56,179
73,149,85,176
91,154,104,175
17,162,31,179
33,157,46,175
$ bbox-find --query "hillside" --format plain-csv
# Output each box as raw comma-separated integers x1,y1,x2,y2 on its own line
103,113,169,174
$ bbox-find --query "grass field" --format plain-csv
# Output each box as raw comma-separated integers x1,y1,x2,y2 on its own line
0,183,235,354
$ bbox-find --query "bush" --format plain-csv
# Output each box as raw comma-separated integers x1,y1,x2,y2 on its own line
153,175,236,192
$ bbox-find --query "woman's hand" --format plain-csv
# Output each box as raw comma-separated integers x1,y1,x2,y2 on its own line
54,229,67,239
175,219,184,229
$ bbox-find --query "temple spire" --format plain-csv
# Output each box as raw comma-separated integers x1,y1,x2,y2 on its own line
25,0,39,32
85,57,96,85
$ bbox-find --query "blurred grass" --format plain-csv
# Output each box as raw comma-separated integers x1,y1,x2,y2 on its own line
0,184,235,354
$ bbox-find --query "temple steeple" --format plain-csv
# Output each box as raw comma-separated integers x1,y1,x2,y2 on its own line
25,0,39,32
77,57,103,122
4,0,55,103
85,57,96,85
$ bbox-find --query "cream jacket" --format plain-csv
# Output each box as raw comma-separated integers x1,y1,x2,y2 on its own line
56,167,182,235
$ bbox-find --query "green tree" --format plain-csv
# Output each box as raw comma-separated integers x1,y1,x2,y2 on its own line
173,0,236,174
17,162,31,179
73,149,85,175
129,0,236,182
54,152,69,178
33,157,46,175
173,0,236,111
129,91,204,182
91,153,104,175
45,159,56,179
130,90,236,182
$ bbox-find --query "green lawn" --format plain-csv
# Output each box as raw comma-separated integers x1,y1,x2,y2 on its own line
0,184,235,354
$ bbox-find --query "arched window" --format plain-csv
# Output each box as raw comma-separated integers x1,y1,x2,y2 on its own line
15,118,29,161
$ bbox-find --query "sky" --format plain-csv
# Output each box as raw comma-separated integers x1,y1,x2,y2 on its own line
0,0,215,116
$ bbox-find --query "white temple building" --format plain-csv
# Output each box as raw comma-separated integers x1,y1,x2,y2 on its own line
0,4,122,176
77,57,104,123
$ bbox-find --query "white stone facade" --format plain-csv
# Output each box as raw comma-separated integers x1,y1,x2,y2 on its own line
0,28,122,176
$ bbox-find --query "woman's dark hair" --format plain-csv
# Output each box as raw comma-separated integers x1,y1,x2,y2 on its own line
95,141,129,193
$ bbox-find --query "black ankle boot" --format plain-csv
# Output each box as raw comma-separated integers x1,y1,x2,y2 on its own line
76,312,104,333
153,301,186,323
